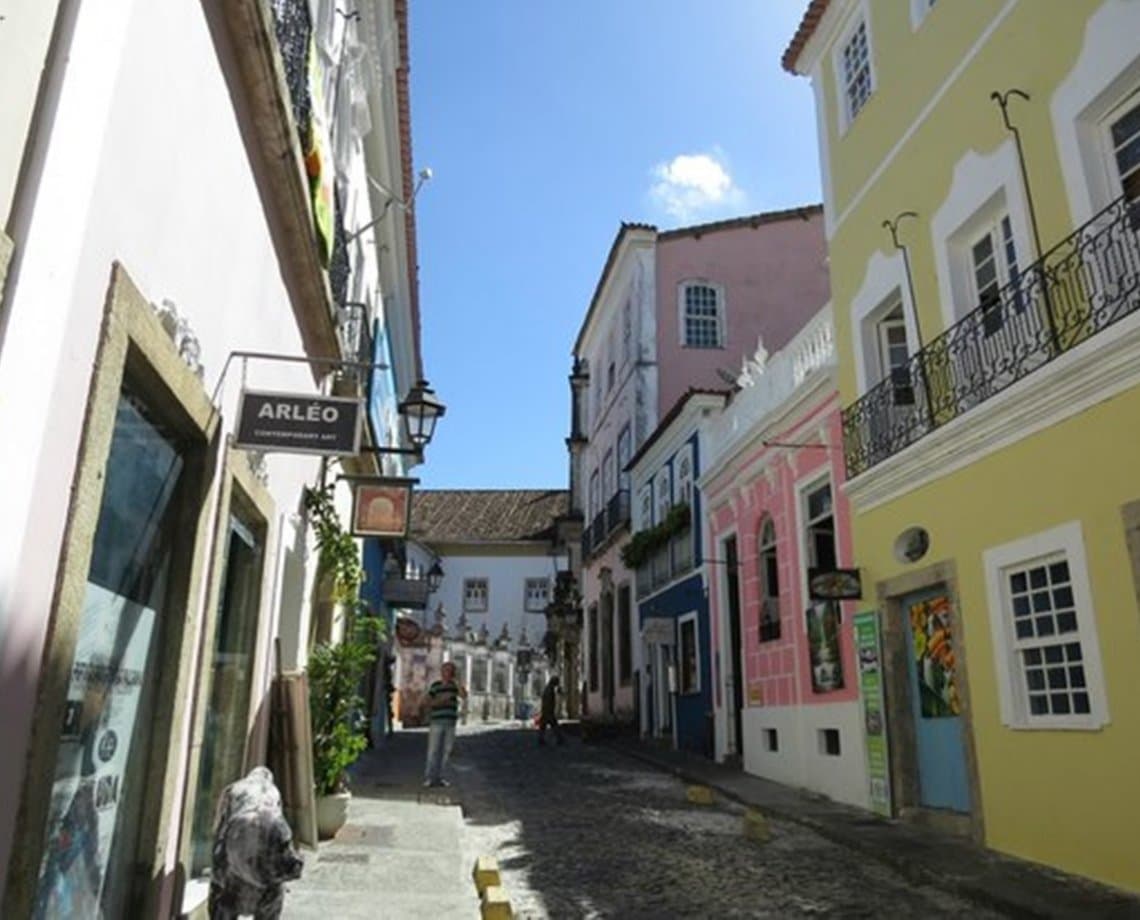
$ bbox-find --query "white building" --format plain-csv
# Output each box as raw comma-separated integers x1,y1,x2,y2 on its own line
0,1,429,915
390,490,569,724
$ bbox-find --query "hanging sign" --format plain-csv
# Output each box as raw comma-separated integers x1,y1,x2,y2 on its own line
234,390,362,456
854,610,892,818
351,478,413,537
808,567,863,601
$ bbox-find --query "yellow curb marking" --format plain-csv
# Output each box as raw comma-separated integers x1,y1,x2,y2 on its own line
481,884,513,920
686,785,715,805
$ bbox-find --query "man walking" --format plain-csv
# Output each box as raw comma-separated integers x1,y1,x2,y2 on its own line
423,661,466,787
537,675,565,746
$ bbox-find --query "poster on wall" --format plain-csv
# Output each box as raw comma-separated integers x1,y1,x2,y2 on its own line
805,601,844,693
854,610,892,818
909,593,961,718
35,583,157,917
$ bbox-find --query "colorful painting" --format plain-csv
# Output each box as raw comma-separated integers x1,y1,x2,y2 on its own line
909,594,960,718
806,601,844,693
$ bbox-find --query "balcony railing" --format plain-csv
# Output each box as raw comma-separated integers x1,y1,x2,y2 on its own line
843,194,1140,477
582,489,631,559
636,527,694,598
268,0,313,144
606,489,631,534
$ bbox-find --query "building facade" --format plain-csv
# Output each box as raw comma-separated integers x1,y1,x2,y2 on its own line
628,390,725,755
0,1,427,915
786,0,1140,891
395,490,568,724
701,305,870,808
571,209,830,726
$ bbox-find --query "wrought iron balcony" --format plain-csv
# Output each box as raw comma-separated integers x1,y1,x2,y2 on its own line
268,0,313,144
635,526,694,598
582,490,631,560
843,194,1140,477
605,489,631,535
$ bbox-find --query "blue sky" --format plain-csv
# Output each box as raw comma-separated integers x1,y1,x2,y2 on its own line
409,1,822,489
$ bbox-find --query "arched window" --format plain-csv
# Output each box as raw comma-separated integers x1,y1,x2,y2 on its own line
758,517,781,642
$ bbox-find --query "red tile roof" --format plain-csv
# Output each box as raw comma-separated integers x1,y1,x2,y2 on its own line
395,0,423,379
410,490,570,544
782,0,832,74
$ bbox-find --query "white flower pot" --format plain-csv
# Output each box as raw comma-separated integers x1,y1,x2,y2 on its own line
316,790,351,840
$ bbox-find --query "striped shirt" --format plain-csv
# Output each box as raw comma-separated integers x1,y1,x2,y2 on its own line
427,679,461,722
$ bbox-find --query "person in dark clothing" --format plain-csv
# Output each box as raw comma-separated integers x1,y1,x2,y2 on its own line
538,675,565,746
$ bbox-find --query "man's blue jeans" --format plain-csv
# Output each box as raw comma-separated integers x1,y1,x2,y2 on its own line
424,720,457,783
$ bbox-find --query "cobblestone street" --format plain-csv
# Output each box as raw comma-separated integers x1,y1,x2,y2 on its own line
452,725,1003,919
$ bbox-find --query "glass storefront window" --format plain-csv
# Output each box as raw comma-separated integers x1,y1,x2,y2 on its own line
35,388,188,919
190,506,265,874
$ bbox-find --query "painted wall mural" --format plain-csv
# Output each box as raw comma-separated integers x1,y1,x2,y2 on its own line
909,594,960,718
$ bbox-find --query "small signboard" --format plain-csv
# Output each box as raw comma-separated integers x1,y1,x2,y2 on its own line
808,567,863,601
854,610,892,818
235,390,361,456
351,478,413,538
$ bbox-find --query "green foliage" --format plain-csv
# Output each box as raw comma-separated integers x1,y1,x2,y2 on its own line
303,485,364,603
308,613,386,795
620,502,692,569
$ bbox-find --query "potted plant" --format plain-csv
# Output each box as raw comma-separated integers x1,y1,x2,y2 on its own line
304,485,365,640
302,485,382,838
308,610,385,838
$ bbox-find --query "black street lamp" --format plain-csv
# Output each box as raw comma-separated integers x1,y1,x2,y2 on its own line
426,560,445,593
399,379,446,451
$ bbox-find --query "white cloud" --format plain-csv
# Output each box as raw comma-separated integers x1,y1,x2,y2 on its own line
648,152,747,224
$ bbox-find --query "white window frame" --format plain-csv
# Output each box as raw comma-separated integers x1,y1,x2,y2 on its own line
966,212,1021,336
673,444,694,507
524,577,550,612
678,611,701,695
983,521,1109,730
617,425,632,493
622,298,633,365
463,577,489,613
796,471,838,605
758,516,781,643
1103,89,1140,206
833,4,875,135
677,280,725,349
638,484,653,530
654,467,672,524
588,467,600,520
602,448,615,504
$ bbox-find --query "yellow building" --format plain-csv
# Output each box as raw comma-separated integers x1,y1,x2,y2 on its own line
785,0,1140,893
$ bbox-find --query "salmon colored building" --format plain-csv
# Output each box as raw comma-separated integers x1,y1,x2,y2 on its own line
701,304,870,808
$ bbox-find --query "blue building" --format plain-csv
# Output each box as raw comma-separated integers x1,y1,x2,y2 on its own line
627,390,727,756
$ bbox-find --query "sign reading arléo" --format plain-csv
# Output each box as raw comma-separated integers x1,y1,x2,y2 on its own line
235,390,362,456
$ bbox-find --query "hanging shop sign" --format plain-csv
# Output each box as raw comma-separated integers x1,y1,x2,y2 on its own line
808,567,863,601
854,610,892,818
350,477,413,538
234,390,362,457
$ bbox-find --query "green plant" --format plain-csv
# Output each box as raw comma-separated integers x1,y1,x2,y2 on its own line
308,613,386,795
620,502,691,569
303,485,364,603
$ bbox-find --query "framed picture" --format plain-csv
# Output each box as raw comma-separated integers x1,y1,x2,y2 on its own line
351,478,413,537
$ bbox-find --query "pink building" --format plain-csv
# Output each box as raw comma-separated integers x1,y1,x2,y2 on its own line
701,305,871,808
569,208,828,725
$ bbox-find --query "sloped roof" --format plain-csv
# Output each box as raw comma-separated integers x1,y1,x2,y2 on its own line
410,489,570,544
783,0,832,74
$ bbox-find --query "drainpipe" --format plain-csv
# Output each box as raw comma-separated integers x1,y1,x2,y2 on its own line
882,212,935,428
991,89,1061,353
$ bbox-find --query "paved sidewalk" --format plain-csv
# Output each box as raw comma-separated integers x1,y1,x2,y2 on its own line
607,737,1140,920
283,730,480,919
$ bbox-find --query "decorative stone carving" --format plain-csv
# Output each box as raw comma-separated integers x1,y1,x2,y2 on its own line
152,298,204,379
